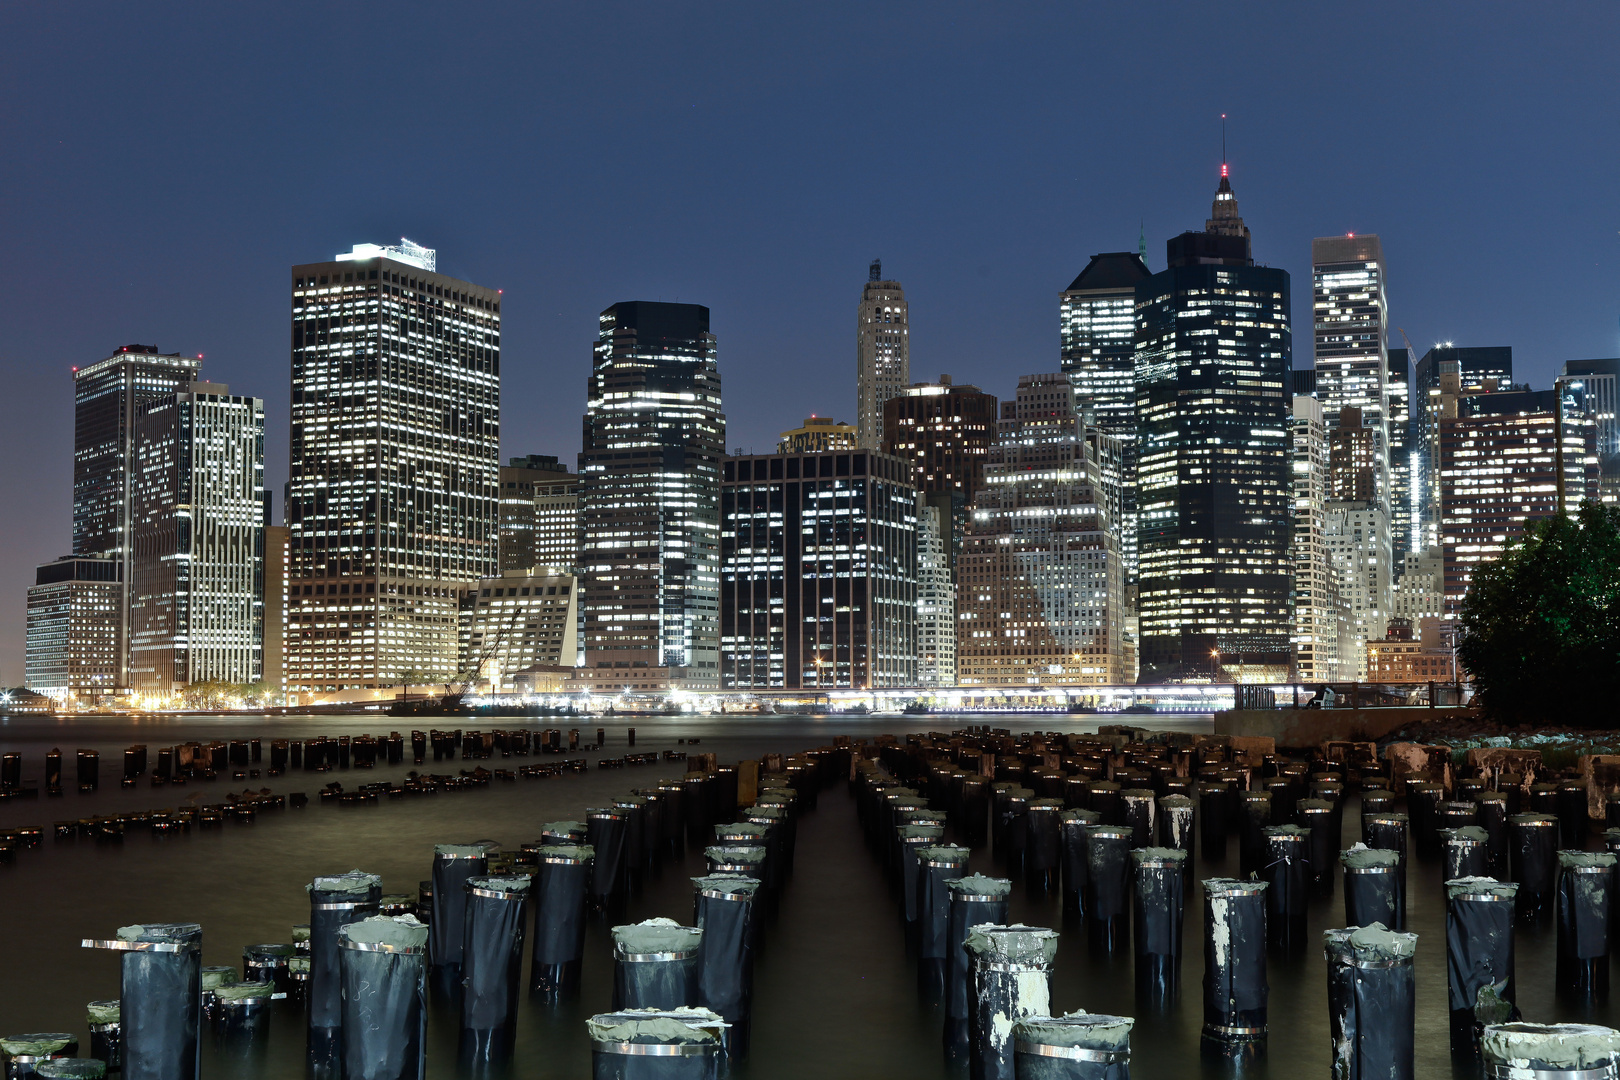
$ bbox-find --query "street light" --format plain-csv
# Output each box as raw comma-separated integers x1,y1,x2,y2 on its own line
1210,648,1220,682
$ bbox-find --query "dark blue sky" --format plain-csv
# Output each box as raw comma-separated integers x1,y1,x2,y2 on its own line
3,3,1617,681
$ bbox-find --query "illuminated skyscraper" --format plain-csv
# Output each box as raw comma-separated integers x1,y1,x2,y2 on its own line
1135,168,1292,682
1413,346,1514,552
1060,251,1151,581
1312,235,1389,435
916,502,956,687
71,344,202,684
855,260,909,449
1386,347,1415,564
1290,395,1351,682
285,240,501,695
718,449,917,689
498,455,578,573
957,374,1123,685
1438,397,1598,607
25,556,123,704
127,383,266,692
577,301,724,692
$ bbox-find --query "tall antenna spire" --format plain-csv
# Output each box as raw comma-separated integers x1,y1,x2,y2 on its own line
1221,113,1228,178
1138,221,1147,263
869,258,882,283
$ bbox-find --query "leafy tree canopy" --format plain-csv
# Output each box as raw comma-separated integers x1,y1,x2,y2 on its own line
1457,501,1620,725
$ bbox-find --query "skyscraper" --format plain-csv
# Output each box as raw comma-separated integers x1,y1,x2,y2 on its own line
25,556,123,704
1438,401,1598,606
881,376,998,570
127,382,266,692
1328,407,1380,503
577,302,724,692
1386,347,1415,565
957,374,1123,685
498,455,578,573
71,344,202,684
916,502,956,687
1412,346,1513,552
1290,395,1345,682
1312,235,1390,437
285,240,501,696
1060,251,1152,581
1135,168,1293,682
718,449,917,689
855,260,909,449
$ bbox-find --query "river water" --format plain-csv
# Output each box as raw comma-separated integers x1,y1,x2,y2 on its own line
0,712,1604,1078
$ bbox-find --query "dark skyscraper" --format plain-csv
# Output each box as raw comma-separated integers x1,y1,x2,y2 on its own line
1134,168,1293,682
70,344,202,686
881,376,998,569
577,301,725,692
719,449,917,690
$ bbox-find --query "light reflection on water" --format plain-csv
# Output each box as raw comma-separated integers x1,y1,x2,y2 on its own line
0,713,1597,1078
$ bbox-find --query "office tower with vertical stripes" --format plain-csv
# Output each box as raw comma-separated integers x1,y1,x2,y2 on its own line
128,383,266,692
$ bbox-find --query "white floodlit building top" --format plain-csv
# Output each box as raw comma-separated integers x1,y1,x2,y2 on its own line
336,238,436,271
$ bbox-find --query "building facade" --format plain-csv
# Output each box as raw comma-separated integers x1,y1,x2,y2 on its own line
264,524,288,694
71,344,203,685
127,384,266,692
1438,407,1598,606
1366,619,1457,684
1290,396,1351,682
1135,171,1293,681
577,301,724,692
1413,346,1514,551
1061,253,1151,583
285,240,501,695
1323,502,1391,679
719,449,917,689
460,568,579,692
778,416,858,454
956,374,1124,686
855,260,909,449
916,502,956,687
25,557,123,704
499,454,578,573
1312,235,1389,493
1386,347,1415,565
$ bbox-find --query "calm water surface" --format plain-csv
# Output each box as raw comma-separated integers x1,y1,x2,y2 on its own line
0,712,1607,1078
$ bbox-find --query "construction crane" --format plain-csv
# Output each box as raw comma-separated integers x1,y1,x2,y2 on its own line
1397,327,1423,363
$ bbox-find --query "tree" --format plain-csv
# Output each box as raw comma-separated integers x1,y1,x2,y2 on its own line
1457,502,1620,725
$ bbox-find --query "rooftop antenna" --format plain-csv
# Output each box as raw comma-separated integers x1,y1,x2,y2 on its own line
1138,221,1147,263
1221,113,1228,178
869,258,882,282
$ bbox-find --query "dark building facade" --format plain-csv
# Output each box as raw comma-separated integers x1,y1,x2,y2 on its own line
719,449,917,689
1386,347,1414,567
881,376,997,568
1134,170,1293,682
498,454,577,573
577,301,725,692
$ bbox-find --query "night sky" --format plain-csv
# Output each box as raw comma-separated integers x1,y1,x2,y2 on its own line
2,3,1617,681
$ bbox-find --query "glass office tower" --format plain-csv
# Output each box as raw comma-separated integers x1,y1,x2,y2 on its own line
577,301,725,692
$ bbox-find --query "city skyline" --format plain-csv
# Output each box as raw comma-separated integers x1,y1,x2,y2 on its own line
6,6,1620,679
